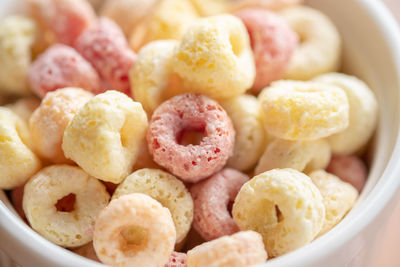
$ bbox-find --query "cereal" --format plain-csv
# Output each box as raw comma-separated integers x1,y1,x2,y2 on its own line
232,168,325,257
230,0,303,12
23,165,110,247
190,168,249,241
112,168,194,244
281,6,341,80
165,252,187,267
255,138,331,175
172,15,255,99
147,93,235,183
72,242,100,262
220,94,266,171
314,73,378,155
6,97,40,123
0,107,41,190
187,231,267,267
190,0,228,16
62,91,148,183
29,88,94,163
235,9,298,92
28,44,102,98
259,80,349,140
93,193,176,267
132,142,160,171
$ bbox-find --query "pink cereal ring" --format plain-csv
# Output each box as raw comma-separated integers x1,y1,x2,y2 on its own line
147,93,235,183
190,168,249,241
74,17,136,95
165,252,187,267
28,44,102,98
326,155,367,193
235,9,298,92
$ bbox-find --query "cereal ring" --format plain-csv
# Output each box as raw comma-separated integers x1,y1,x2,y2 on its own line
220,95,266,171
313,73,378,155
28,44,102,98
172,15,255,99
232,168,325,257
23,165,110,247
190,168,249,241
259,80,349,140
190,0,228,16
165,252,187,267
112,168,194,244
0,107,41,190
255,138,331,175
72,242,100,262
6,97,40,123
187,231,267,267
74,17,136,95
62,90,148,183
326,156,367,193
147,93,235,182
235,9,298,92
281,6,341,80
29,88,94,163
229,0,302,12
93,193,176,267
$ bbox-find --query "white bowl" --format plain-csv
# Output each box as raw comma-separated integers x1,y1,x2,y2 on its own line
1,0,400,266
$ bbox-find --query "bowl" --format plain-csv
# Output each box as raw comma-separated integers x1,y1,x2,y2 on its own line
1,0,400,266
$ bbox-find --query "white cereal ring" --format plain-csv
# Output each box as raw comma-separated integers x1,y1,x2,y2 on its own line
187,231,267,267
313,73,378,155
30,88,94,163
259,80,349,141
112,168,193,244
309,170,358,236
232,168,325,257
6,97,40,123
255,138,331,175
172,15,255,100
23,165,110,247
220,94,266,171
0,107,41,189
62,90,148,183
281,6,341,80
93,193,176,267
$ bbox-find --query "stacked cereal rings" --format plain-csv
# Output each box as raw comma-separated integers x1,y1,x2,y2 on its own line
0,0,378,266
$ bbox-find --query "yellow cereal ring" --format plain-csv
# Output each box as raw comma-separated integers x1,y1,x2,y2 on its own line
172,15,255,99
6,97,40,123
229,0,303,12
259,80,349,140
313,73,379,155
62,90,148,183
309,170,358,236
187,231,267,267
23,165,110,247
112,168,193,244
255,138,331,175
30,88,94,163
281,6,341,80
0,107,41,189
190,0,228,16
232,168,325,257
220,94,266,171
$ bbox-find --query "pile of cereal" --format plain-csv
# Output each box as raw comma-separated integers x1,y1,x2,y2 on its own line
0,0,378,266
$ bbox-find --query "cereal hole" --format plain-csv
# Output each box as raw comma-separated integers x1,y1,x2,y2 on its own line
177,129,205,146
120,225,149,253
275,205,284,223
55,193,76,212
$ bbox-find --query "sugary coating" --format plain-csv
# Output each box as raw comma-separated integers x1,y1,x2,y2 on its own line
255,138,331,175
281,6,341,80
129,0,199,52
6,97,40,123
93,193,176,267
0,107,41,190
0,16,37,95
72,242,100,262
11,185,27,222
112,168,194,244
235,9,298,92
220,95,266,171
187,231,267,267
147,93,235,183
259,80,349,140
313,73,378,155
229,0,303,12
309,170,358,236
190,168,249,241
29,88,94,163
74,17,136,95
28,44,102,98
165,252,187,267
23,165,110,247
190,0,228,16
326,156,367,193
62,91,148,183
172,15,255,100
232,168,325,257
